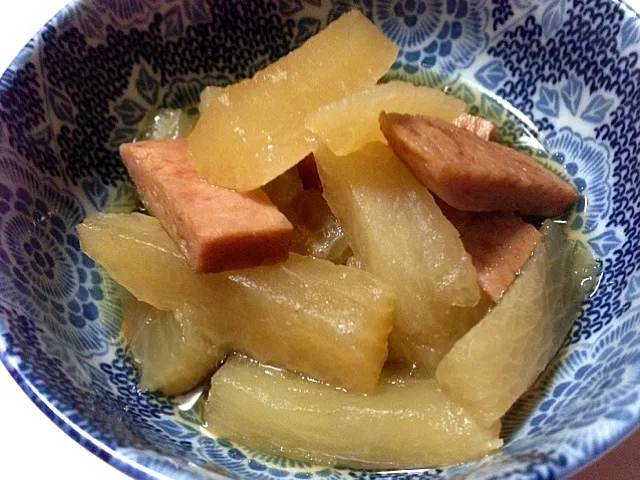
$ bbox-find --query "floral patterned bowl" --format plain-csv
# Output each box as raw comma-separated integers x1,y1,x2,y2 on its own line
1,0,639,479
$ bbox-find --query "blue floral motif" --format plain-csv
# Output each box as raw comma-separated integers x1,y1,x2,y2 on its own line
115,99,147,126
393,0,429,28
626,275,640,302
527,76,618,129
619,15,640,52
183,0,211,25
527,312,640,438
588,229,623,258
136,65,160,106
163,6,186,39
580,95,615,124
381,0,489,84
377,0,439,46
474,59,507,90
54,2,107,40
535,86,559,118
95,0,163,29
560,76,582,116
0,0,639,479
82,177,110,212
540,0,566,37
47,88,75,124
478,92,505,122
0,149,120,354
544,127,612,234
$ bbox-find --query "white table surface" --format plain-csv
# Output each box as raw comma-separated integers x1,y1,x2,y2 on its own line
0,2,639,479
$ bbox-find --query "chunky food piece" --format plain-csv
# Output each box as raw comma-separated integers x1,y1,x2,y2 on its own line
283,190,351,264
438,113,541,301
261,167,304,212
121,292,227,395
120,139,293,273
297,153,322,191
316,142,480,370
198,86,224,112
205,356,502,469
379,113,579,216
78,213,395,391
436,220,598,427
305,81,466,155
188,10,399,191
263,172,350,263
441,205,543,302
387,293,492,369
454,113,495,141
137,109,198,140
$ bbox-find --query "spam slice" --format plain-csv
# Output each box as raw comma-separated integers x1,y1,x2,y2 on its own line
379,113,578,216
454,113,495,141
441,203,543,302
120,139,292,273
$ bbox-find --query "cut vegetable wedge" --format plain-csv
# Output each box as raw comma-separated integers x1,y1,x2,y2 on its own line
436,221,598,427
78,213,395,391
199,86,224,112
305,81,465,155
188,10,399,191
204,356,502,469
316,142,479,370
282,190,351,264
121,292,226,395
387,293,492,370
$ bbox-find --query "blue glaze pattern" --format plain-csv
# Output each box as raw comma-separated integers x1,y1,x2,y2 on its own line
0,0,639,479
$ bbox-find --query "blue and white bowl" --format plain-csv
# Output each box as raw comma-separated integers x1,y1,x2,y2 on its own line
1,0,639,478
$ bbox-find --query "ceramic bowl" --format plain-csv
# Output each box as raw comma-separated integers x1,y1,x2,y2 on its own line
0,0,639,479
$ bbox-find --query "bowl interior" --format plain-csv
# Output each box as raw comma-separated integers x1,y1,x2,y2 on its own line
0,0,639,479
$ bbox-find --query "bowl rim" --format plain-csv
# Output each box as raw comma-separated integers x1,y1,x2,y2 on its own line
0,352,155,480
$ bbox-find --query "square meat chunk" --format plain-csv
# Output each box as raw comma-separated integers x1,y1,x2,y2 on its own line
439,201,542,302
120,139,292,273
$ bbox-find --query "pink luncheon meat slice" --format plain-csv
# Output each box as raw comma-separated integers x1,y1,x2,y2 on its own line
120,139,293,273
439,202,543,302
379,113,578,217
